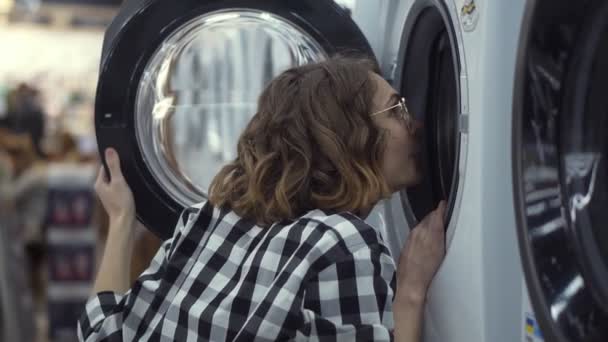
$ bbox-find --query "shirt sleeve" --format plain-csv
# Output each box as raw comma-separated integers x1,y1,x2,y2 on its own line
298,244,396,341
77,207,192,341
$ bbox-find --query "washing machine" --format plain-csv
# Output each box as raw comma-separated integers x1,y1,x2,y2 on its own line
370,0,608,341
365,0,608,341
94,0,608,341
94,0,503,340
95,0,375,238
513,0,608,341
357,0,526,340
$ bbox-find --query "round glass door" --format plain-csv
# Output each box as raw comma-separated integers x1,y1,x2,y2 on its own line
395,0,465,231
135,10,326,207
513,0,608,340
94,0,374,238
560,23,608,282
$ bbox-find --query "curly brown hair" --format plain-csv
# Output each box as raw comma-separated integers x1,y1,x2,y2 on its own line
208,56,391,225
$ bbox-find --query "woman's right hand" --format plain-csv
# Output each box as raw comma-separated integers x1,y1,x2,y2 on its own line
395,200,447,304
95,148,136,227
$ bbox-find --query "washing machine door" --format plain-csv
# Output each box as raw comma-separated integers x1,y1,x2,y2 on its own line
95,0,374,239
513,0,608,341
391,0,467,236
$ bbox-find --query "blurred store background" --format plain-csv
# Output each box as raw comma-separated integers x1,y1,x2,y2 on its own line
0,2,127,341
0,0,356,341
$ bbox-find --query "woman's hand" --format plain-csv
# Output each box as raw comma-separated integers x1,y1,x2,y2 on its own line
95,148,135,228
92,148,138,295
396,200,447,304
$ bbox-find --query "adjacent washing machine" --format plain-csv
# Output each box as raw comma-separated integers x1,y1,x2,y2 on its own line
513,0,608,340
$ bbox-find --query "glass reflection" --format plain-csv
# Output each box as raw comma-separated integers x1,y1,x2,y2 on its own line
563,153,601,222
135,10,326,206
550,274,584,320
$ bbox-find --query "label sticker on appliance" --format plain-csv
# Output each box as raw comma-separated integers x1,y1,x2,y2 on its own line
524,313,544,342
460,0,479,32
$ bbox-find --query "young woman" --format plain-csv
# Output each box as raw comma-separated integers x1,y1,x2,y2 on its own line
80,57,446,341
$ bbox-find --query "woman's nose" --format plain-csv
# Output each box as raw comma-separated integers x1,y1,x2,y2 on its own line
410,119,424,134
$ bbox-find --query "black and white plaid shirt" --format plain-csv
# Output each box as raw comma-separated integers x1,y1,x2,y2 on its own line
78,201,396,341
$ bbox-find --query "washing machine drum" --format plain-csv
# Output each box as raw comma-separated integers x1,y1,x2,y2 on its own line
395,0,464,228
95,0,374,239
514,0,608,340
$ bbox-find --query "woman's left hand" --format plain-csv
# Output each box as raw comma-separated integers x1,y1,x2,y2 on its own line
395,200,447,303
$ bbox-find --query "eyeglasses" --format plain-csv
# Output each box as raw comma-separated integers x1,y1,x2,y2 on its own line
370,97,414,131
